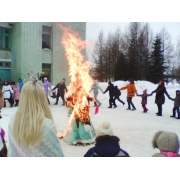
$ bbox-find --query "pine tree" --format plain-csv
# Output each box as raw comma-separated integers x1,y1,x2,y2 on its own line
147,34,166,83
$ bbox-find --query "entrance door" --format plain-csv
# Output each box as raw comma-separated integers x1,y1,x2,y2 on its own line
42,63,51,82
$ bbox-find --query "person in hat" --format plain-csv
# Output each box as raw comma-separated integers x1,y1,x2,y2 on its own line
151,80,171,116
90,80,103,106
151,131,180,157
119,79,137,111
169,90,180,119
113,85,125,106
103,82,116,108
42,77,52,105
136,89,152,113
84,120,130,157
2,80,13,107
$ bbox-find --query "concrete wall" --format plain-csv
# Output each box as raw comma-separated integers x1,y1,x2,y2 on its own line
11,22,22,81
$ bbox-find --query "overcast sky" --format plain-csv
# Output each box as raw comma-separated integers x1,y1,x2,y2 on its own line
86,22,180,59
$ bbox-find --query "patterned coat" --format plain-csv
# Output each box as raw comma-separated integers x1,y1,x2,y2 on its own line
8,116,64,157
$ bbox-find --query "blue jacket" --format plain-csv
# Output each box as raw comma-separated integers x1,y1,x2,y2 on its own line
18,78,24,92
84,135,130,157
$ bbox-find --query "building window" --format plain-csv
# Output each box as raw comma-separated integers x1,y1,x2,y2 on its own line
0,27,11,50
42,26,51,49
0,61,11,68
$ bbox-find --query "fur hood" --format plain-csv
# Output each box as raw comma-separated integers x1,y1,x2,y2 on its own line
152,131,179,152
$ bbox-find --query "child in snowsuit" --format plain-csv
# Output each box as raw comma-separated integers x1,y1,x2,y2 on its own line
113,86,125,106
152,131,180,157
13,83,20,106
137,89,152,113
84,120,130,157
169,90,180,119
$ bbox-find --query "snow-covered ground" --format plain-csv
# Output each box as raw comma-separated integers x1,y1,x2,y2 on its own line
1,80,180,157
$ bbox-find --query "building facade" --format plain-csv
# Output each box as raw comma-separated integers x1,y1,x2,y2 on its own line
0,22,86,85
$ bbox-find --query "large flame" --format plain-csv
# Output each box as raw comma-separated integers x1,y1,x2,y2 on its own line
58,23,95,130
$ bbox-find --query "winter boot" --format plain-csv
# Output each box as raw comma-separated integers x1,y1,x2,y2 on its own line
131,108,136,111
3,102,6,107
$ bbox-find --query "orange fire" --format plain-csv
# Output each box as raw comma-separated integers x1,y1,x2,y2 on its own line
58,23,95,131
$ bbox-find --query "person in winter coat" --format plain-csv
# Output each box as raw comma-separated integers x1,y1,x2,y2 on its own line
2,80,13,107
113,86,125,106
90,80,103,106
0,90,7,156
13,83,20,106
103,82,116,108
84,120,130,157
169,90,180,119
136,89,152,113
119,79,137,111
42,77,52,105
151,80,171,116
8,80,64,157
18,78,24,92
152,131,180,157
53,80,68,105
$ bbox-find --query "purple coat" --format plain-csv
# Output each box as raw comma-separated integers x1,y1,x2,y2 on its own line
42,81,52,95
13,86,20,100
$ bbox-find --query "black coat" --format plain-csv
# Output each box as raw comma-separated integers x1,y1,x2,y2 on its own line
152,85,170,105
84,135,130,157
53,83,67,96
104,84,115,97
114,87,121,98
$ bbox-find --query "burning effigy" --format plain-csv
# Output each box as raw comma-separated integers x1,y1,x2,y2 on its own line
58,23,97,146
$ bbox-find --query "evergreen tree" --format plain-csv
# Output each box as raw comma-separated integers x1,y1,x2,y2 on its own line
147,34,166,83
114,52,128,80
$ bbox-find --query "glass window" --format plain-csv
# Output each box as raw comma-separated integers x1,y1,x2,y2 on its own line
0,27,11,50
5,29,9,34
42,26,51,49
0,35,2,49
5,36,9,49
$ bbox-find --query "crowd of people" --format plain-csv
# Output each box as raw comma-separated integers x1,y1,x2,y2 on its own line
0,77,180,157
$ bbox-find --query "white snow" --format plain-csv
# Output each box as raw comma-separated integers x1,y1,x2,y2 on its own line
1,80,180,157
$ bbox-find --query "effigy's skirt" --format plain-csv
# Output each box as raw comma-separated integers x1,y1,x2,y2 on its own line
63,120,96,145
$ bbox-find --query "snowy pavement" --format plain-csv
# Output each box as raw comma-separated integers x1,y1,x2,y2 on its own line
1,80,180,157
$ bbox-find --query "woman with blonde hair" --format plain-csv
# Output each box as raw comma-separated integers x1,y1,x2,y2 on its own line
8,80,64,157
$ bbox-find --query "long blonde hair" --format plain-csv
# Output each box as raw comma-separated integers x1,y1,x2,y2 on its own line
13,81,53,147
